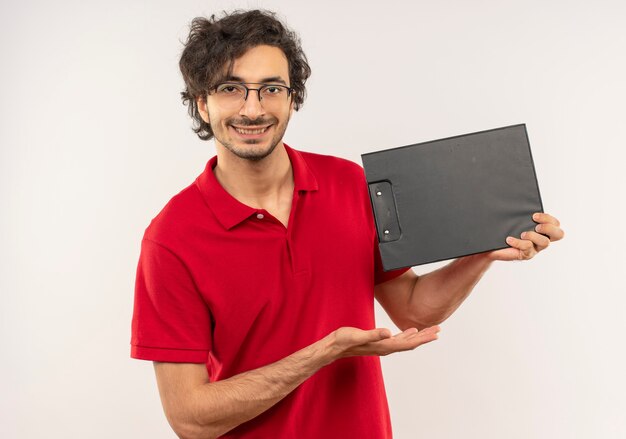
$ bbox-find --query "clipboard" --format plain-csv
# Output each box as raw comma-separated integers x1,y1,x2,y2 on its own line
361,124,544,270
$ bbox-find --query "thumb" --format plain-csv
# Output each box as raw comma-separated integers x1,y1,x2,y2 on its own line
489,247,521,261
334,327,392,346
367,328,392,342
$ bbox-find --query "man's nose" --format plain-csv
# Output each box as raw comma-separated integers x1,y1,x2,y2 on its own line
239,89,265,119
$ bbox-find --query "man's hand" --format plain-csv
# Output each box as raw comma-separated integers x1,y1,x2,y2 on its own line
327,326,440,360
489,212,565,261
154,326,439,438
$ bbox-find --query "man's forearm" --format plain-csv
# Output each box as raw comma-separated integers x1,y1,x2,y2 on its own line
157,325,439,438
408,253,494,327
162,335,335,439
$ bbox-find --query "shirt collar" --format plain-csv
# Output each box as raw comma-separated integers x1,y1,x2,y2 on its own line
195,143,318,230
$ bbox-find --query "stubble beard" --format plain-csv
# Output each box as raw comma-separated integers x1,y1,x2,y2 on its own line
214,114,290,162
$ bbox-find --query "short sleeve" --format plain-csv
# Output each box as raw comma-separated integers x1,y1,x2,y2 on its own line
373,238,411,285
131,238,212,363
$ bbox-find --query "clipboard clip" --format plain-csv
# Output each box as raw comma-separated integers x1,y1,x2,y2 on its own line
368,181,401,242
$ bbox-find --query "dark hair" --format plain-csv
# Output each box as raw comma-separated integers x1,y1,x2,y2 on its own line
179,9,311,141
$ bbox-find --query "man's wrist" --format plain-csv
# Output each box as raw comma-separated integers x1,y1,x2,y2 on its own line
310,331,340,367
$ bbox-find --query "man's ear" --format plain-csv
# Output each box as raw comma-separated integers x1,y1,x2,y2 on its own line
197,96,210,124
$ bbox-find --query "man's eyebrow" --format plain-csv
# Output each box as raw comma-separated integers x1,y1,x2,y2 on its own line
222,75,288,85
259,76,287,85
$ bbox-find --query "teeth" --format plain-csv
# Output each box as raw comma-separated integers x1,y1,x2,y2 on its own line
234,126,268,135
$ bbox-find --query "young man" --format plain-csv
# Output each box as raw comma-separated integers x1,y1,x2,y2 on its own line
131,10,564,439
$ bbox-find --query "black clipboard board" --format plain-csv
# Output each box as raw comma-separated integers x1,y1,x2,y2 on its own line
361,124,544,270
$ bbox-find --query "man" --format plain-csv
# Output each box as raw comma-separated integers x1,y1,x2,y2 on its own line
131,9,564,439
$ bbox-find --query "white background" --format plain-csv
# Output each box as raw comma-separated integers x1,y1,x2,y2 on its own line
2,0,625,437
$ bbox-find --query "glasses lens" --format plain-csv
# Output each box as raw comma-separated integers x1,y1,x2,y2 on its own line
212,83,291,108
214,83,246,102
260,85,289,101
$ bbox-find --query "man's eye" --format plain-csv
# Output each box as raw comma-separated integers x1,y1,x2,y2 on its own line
264,86,283,94
217,85,243,94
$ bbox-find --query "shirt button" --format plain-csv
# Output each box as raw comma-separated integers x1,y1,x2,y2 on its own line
256,213,264,219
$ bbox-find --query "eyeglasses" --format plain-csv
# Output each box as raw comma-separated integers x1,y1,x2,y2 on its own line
208,82,294,109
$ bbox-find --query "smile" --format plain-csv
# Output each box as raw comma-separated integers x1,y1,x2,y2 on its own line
232,125,271,135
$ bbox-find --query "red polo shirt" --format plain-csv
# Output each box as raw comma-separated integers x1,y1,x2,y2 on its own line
131,144,409,438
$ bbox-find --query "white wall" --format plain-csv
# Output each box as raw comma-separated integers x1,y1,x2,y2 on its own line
2,0,625,437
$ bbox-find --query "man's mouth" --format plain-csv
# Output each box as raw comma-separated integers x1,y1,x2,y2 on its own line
231,125,271,135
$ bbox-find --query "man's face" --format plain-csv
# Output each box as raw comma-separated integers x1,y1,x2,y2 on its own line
198,45,294,161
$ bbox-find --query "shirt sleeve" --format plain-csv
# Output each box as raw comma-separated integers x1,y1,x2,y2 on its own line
131,238,212,363
373,239,411,285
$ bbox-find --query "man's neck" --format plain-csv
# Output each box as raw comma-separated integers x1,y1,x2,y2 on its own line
213,142,294,209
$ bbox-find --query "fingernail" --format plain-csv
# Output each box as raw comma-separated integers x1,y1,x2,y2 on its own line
506,237,514,244
520,232,527,239
533,213,540,220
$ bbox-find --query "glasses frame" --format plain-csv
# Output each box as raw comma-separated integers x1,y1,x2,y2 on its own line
208,82,295,106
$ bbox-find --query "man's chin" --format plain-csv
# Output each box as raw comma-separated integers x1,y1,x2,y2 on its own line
222,140,279,162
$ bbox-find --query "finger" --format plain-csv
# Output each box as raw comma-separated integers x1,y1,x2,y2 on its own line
393,328,419,340
421,325,441,334
533,212,560,227
535,223,565,242
395,325,440,341
506,236,536,260
367,328,392,342
398,324,441,338
521,230,550,252
489,247,524,261
416,325,440,340
398,327,440,347
416,330,439,344
374,334,436,355
335,327,392,347
354,326,440,356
